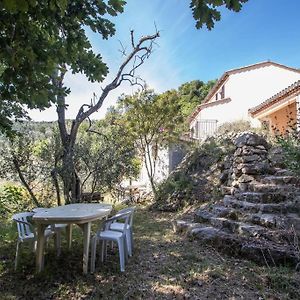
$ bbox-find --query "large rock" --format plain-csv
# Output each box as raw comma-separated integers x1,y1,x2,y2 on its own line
234,132,269,149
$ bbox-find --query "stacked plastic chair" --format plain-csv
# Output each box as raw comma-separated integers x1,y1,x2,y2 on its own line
90,211,131,272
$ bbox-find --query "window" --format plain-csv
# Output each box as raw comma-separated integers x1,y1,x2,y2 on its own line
220,85,225,99
215,85,225,101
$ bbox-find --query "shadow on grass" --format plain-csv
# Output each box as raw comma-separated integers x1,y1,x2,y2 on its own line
1,207,300,299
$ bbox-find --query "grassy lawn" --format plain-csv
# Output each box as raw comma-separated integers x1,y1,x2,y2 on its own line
1,206,300,299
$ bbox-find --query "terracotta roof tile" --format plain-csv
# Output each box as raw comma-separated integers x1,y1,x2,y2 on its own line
249,80,300,116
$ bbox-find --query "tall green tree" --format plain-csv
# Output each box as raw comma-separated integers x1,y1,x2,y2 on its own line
177,79,216,116
0,0,126,134
74,113,140,197
121,89,184,194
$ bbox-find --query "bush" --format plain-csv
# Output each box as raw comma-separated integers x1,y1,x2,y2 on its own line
0,183,32,217
216,120,270,141
276,132,300,175
216,120,253,136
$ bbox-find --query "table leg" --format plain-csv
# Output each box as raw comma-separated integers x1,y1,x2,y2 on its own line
66,224,73,250
82,222,91,274
36,224,47,273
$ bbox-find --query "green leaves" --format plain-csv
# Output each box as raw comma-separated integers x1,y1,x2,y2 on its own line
177,79,216,117
121,89,185,150
2,0,18,11
0,0,126,136
190,0,248,30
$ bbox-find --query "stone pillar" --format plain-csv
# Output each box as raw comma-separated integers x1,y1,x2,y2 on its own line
230,132,270,193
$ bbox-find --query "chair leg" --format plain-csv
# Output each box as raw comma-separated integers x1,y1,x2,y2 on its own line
90,236,97,273
104,241,108,259
55,230,61,256
126,229,132,257
117,239,125,272
130,229,134,252
124,237,128,263
101,240,105,262
14,241,20,271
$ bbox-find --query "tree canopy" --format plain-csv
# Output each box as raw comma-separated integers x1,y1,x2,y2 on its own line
120,89,184,193
177,79,216,117
0,0,126,134
190,0,249,30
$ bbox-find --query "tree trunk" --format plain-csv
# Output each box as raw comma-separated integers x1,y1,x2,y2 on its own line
144,142,157,196
60,144,81,204
51,168,62,206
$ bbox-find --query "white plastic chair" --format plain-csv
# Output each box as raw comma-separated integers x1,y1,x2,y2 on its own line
109,207,135,256
90,211,131,273
12,212,55,270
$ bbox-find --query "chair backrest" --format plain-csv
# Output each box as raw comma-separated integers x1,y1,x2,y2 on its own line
115,206,136,227
104,211,131,236
12,212,35,240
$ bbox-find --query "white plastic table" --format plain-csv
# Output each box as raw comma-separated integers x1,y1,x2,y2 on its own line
32,203,112,274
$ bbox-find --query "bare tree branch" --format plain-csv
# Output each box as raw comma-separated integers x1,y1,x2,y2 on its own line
76,30,160,124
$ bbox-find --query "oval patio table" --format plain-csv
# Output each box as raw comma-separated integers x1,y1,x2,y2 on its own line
32,203,112,274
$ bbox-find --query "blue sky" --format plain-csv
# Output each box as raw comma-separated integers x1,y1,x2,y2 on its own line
29,0,300,121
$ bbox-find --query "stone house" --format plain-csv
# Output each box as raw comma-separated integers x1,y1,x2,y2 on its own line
189,61,300,140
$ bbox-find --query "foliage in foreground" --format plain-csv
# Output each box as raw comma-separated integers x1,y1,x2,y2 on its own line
0,184,32,218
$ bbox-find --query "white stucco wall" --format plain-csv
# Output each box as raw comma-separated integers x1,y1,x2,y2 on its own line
130,146,169,191
193,65,300,128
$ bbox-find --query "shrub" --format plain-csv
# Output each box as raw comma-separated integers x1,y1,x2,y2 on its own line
216,120,270,141
276,132,300,175
0,183,32,217
216,120,253,136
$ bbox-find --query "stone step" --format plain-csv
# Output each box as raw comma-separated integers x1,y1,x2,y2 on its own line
273,168,295,177
242,213,285,229
195,210,267,237
210,217,267,237
211,205,239,219
248,183,300,194
234,192,288,204
195,209,294,241
223,195,300,214
260,175,300,185
172,219,203,234
188,226,242,254
189,226,297,266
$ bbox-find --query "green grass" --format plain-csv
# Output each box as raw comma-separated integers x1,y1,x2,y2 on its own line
1,206,300,299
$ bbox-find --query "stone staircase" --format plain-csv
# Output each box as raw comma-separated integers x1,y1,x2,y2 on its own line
173,132,300,266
